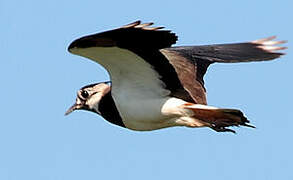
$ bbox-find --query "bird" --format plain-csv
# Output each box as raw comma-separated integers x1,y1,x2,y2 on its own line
65,21,286,133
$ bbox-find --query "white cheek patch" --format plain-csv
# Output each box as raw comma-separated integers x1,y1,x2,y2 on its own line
86,93,103,109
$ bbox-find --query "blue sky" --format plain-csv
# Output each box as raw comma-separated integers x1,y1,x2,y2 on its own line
1,0,292,179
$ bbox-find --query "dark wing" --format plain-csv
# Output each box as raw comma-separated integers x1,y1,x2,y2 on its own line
161,36,286,104
115,21,192,100
68,21,195,103
69,21,177,49
160,49,209,104
69,22,286,105
109,21,177,49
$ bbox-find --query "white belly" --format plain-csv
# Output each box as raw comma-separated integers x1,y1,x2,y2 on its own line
112,94,173,130
113,97,193,131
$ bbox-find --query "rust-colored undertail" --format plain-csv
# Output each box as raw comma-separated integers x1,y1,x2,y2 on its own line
183,103,255,133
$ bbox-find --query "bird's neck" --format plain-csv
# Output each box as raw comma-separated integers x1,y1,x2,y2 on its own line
98,92,125,127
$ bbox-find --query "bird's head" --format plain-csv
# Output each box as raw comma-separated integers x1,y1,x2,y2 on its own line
65,82,111,116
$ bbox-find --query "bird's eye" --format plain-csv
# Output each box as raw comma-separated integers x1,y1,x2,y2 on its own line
81,90,89,99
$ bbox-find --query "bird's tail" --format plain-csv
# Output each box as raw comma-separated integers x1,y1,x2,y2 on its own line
172,36,287,63
182,103,255,133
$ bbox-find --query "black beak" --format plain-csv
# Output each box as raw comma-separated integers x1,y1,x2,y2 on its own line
65,103,82,116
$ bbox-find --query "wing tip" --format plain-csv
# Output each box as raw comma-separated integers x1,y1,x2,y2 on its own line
251,36,287,54
121,20,168,31
121,20,141,28
120,20,178,45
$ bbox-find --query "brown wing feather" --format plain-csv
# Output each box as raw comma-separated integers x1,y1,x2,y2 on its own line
160,36,286,105
160,49,208,104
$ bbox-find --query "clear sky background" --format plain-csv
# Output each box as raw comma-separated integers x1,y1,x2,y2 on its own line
1,0,292,179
